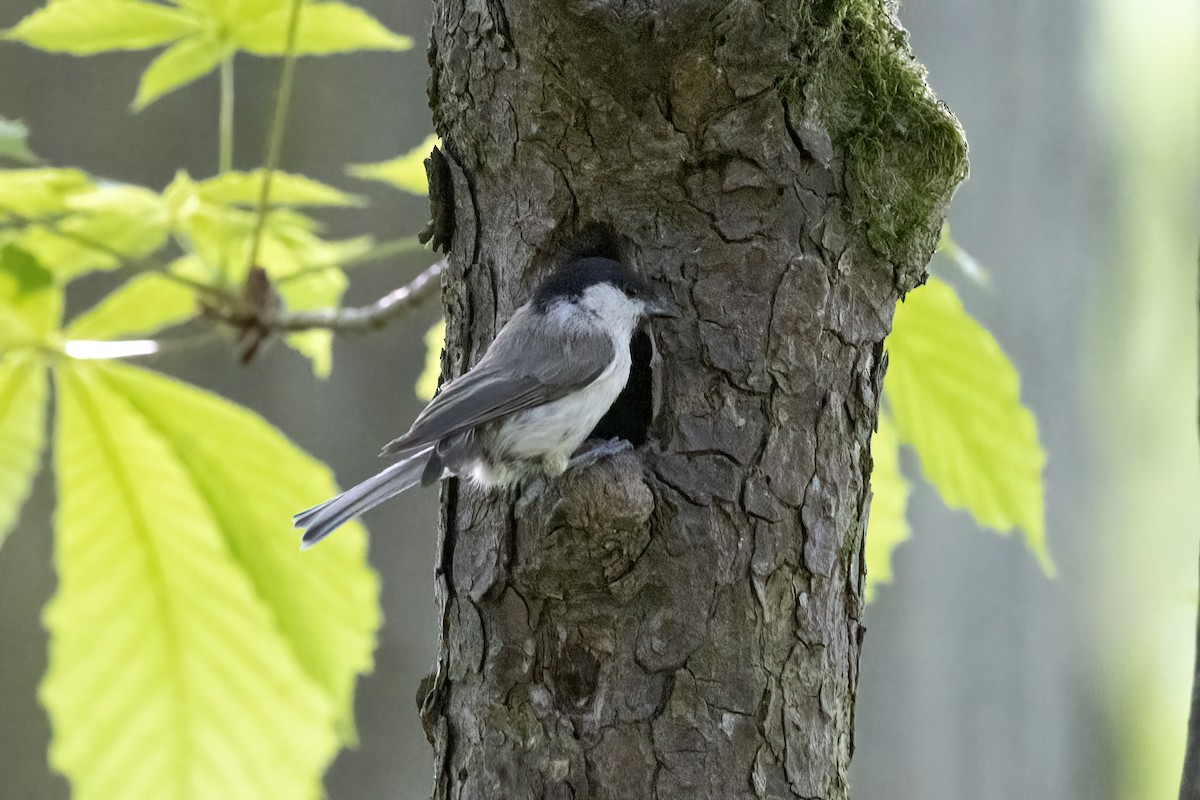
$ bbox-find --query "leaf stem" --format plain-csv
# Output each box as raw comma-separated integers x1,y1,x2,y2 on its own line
218,55,234,175
245,0,305,274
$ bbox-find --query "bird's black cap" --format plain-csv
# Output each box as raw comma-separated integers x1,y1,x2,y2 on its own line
532,257,656,310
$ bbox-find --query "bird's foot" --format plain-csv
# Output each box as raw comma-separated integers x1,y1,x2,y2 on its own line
568,437,632,472
515,474,548,517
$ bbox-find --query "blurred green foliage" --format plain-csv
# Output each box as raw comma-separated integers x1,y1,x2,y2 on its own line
865,234,1050,599
0,1,435,797
1087,0,1200,796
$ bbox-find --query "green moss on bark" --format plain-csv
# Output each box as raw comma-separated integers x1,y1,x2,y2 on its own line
795,0,968,273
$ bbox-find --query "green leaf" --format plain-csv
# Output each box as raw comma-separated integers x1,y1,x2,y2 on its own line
18,185,170,279
864,411,909,603
0,118,40,165
416,318,444,400
250,219,370,374
5,0,202,55
0,351,48,551
45,360,379,799
66,273,196,340
233,2,413,55
1,243,53,293
0,168,92,220
274,265,348,377
884,277,1052,573
348,134,438,195
175,0,278,27
0,244,62,346
134,34,229,110
197,170,364,208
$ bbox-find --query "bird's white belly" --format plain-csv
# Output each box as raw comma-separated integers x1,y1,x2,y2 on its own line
497,350,631,467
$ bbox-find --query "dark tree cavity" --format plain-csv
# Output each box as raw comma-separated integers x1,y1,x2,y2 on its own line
419,1,967,798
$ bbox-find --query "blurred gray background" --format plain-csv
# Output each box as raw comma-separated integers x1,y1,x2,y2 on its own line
1,0,1196,798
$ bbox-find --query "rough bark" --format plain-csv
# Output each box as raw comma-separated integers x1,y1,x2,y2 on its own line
420,1,967,798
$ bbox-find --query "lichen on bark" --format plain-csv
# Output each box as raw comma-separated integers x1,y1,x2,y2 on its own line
420,1,966,798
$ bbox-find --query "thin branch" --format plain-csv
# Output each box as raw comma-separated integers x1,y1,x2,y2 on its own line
205,257,445,334
245,0,304,273
219,55,235,175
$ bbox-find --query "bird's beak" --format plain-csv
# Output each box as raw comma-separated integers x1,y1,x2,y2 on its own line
646,290,680,319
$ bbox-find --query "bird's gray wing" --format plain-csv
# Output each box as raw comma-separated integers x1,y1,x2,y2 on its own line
381,307,614,457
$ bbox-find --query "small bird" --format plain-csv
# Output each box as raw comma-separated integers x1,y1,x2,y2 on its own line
293,256,673,548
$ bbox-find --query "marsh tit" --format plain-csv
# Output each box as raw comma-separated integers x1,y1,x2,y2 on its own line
293,256,672,548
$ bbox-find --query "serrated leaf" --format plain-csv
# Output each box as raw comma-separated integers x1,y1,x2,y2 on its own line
416,318,444,399
0,351,48,551
348,133,438,195
884,277,1052,573
0,118,39,165
865,411,909,603
5,0,201,55
233,2,413,55
66,273,195,340
134,34,229,109
198,170,363,208
45,360,379,799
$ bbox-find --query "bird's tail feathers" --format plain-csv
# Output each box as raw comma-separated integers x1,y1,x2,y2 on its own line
294,445,434,548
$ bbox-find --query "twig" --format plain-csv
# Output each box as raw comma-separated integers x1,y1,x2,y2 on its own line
245,0,304,273
205,257,445,334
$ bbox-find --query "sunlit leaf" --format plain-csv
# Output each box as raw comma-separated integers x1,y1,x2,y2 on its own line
164,169,369,372
134,34,229,109
273,262,348,378
884,277,1052,573
0,245,62,346
45,360,379,799
865,411,909,603
0,352,49,551
66,273,196,340
0,168,92,220
0,118,39,165
198,170,364,208
0,243,52,294
4,0,201,55
233,2,413,55
348,134,438,195
416,318,444,399
175,0,279,27
19,185,170,279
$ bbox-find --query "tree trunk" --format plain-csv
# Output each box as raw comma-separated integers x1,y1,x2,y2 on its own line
420,1,967,798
